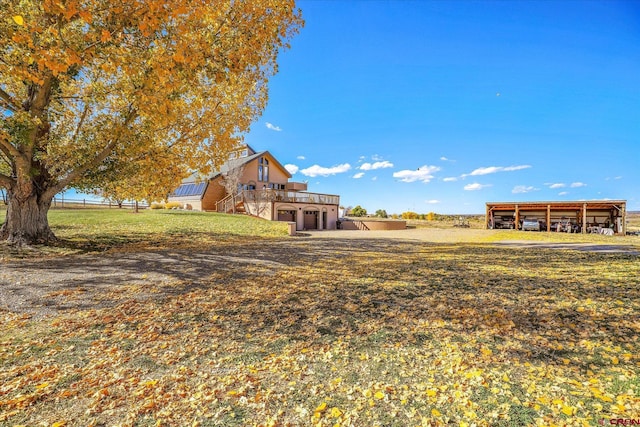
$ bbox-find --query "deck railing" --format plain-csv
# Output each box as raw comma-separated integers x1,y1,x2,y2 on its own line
243,190,339,205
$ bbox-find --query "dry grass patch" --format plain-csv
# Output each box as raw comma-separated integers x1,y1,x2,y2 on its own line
1,236,639,426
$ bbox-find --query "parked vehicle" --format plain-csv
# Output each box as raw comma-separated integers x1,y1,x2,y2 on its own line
552,217,572,232
494,216,515,229
522,218,540,231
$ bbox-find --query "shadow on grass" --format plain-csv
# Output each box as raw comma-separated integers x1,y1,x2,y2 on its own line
2,237,638,373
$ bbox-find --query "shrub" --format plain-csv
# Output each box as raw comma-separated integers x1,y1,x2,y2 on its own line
150,203,165,210
164,202,182,210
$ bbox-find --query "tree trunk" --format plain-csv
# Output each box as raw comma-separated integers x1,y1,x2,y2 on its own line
0,189,56,245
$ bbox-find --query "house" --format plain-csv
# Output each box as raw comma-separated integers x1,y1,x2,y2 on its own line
168,145,340,230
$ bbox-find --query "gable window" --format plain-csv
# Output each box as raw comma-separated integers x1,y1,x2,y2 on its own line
258,157,269,182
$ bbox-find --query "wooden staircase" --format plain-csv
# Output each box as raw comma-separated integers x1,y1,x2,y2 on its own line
216,192,246,214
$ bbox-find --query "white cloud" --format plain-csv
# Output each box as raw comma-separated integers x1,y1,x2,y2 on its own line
443,177,458,182
570,182,586,188
296,155,306,160
371,176,378,181
503,165,531,172
466,165,531,176
300,163,351,177
360,160,394,171
393,165,440,183
512,185,537,194
265,122,282,132
426,199,440,204
371,154,383,161
440,156,449,161
549,183,566,189
284,164,299,175
464,182,491,191
558,191,569,196
352,172,365,179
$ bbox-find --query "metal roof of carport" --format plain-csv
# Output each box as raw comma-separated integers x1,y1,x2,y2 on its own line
486,200,627,211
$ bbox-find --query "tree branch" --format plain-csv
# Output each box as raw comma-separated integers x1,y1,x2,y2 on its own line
71,102,90,144
44,104,138,199
0,87,19,112
0,132,23,160
0,172,12,188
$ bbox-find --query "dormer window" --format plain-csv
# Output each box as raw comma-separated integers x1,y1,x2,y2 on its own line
258,157,269,182
240,149,248,157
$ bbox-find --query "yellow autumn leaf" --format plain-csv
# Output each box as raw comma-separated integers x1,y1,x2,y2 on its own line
52,422,67,427
315,402,327,413
12,15,24,26
330,407,343,417
431,408,441,417
374,391,385,399
561,405,574,416
481,347,493,357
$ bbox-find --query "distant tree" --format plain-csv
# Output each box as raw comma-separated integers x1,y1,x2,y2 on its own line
375,209,388,218
427,212,436,221
391,213,399,219
401,211,419,220
350,205,367,217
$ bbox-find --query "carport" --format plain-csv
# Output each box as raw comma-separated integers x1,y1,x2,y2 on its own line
485,200,627,235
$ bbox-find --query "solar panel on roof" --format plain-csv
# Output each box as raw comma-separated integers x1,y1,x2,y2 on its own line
171,182,206,197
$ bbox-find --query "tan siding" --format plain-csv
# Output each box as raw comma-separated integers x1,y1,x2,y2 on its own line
202,177,226,211
241,154,289,188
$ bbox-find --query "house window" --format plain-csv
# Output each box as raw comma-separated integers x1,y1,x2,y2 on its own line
268,183,285,190
240,149,248,157
258,157,269,182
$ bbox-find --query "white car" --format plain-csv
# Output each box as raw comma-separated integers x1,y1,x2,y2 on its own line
521,218,540,231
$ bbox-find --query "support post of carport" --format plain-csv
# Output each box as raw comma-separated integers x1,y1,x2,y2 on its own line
514,204,520,230
547,205,551,233
485,204,491,229
582,203,587,234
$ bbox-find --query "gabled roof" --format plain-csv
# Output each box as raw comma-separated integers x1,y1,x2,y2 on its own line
216,150,292,179
171,148,292,198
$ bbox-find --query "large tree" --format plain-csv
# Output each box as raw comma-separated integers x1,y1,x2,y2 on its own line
0,0,302,244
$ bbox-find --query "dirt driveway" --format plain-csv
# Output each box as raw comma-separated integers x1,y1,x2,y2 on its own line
1,227,637,318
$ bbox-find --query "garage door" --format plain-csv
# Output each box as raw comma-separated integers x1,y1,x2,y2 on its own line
278,210,295,222
304,211,318,230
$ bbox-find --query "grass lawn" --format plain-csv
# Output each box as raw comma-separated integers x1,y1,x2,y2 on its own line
1,208,639,426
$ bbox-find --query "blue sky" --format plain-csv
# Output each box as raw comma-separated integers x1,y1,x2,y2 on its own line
243,0,640,214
